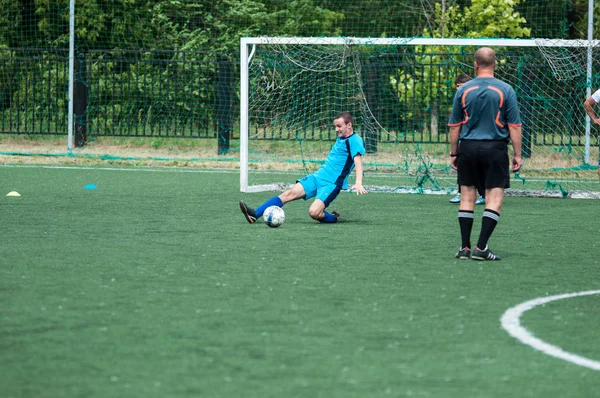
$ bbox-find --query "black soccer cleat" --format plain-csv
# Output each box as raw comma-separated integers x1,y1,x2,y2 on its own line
455,247,471,260
471,246,501,261
331,210,340,222
239,200,257,224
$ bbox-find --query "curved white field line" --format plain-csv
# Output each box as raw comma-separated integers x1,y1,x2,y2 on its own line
501,290,600,371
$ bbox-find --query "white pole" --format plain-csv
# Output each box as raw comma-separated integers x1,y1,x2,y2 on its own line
585,0,594,165
241,37,600,47
239,39,250,192
67,0,75,153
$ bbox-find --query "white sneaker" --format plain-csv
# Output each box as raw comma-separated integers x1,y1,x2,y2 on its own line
449,194,461,203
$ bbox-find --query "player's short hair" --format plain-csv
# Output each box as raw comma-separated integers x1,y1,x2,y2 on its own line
474,47,496,68
454,73,471,87
334,112,353,126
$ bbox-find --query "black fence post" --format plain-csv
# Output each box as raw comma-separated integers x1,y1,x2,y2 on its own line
215,55,233,154
74,52,88,147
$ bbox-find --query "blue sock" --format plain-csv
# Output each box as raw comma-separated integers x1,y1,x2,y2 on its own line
256,196,284,218
320,211,338,223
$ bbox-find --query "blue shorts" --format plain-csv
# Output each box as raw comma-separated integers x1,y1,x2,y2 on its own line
298,174,341,207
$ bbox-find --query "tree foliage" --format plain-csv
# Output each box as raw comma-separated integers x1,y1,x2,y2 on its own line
0,0,598,138
572,0,600,39
1,0,598,51
431,0,531,39
391,0,532,135
1,0,343,52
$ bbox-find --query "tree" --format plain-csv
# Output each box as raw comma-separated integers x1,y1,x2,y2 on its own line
0,0,44,48
571,0,600,39
319,0,428,37
445,0,531,38
262,0,343,37
391,0,531,137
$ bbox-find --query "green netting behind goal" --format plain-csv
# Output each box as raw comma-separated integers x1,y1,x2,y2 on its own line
0,0,590,141
242,38,600,198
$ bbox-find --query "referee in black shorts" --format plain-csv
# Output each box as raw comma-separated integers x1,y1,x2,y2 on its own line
448,47,523,261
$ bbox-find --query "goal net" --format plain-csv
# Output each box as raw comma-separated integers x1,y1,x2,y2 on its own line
240,37,600,199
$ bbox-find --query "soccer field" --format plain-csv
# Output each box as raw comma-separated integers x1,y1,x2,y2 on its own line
1,165,599,398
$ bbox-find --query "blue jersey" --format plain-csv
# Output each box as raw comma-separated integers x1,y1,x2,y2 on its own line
448,77,522,141
314,133,365,189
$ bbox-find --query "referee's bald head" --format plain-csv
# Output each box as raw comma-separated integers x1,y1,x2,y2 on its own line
474,47,496,68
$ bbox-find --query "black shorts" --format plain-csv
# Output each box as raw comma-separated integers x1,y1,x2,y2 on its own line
457,140,510,189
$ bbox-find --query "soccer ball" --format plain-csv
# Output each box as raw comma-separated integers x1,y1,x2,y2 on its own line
263,205,285,228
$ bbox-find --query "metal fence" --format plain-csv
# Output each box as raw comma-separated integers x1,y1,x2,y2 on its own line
1,47,598,152
0,48,69,135
0,48,237,152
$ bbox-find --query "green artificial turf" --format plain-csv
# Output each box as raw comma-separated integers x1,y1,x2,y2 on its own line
1,165,599,398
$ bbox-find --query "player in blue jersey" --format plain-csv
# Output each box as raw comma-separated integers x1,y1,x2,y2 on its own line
449,47,523,261
240,112,368,224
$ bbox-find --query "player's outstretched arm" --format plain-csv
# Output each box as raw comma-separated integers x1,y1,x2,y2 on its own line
351,155,367,195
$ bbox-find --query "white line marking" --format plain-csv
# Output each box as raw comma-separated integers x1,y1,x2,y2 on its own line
0,164,238,173
501,290,600,371
0,164,303,176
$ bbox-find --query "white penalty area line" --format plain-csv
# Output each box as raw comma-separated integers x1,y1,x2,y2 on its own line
0,164,303,176
501,290,600,371
0,164,239,174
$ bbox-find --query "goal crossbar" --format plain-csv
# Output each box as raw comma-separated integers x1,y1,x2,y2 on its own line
241,37,600,48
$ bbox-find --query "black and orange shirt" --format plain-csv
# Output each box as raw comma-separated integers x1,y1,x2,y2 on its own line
448,77,522,141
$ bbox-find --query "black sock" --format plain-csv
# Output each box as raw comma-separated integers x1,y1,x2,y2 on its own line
477,209,500,249
458,209,474,249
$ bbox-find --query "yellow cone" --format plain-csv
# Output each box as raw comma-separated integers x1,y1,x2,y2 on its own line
6,191,21,197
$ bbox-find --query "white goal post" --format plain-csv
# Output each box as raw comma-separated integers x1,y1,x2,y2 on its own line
240,37,600,198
